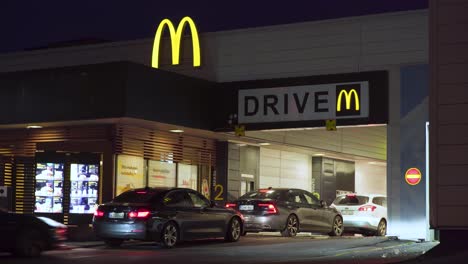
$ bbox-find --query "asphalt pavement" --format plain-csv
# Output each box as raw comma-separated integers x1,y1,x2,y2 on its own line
0,233,438,264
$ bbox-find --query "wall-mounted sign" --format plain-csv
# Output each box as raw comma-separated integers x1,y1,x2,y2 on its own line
152,16,201,68
238,82,369,124
405,168,422,186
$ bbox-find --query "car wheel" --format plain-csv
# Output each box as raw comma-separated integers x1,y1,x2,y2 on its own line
329,216,344,236
281,214,299,237
104,239,124,248
160,222,178,248
225,217,242,242
375,220,387,236
14,229,44,258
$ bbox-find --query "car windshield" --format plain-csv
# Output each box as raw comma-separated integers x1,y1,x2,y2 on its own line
333,195,369,206
112,190,162,203
240,190,281,200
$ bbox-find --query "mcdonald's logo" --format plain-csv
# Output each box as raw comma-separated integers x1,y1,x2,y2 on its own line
336,84,361,116
151,16,201,68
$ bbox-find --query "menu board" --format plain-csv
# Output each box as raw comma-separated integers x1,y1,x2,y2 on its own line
35,163,64,213
116,155,145,196
70,164,99,214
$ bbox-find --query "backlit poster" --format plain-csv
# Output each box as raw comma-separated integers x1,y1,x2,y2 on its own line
148,160,176,188
116,155,145,195
177,163,198,190
35,163,64,213
70,164,99,214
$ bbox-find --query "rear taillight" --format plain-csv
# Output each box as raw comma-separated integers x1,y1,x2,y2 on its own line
225,203,237,208
358,205,377,212
258,203,278,214
94,209,104,217
128,209,151,219
55,228,67,241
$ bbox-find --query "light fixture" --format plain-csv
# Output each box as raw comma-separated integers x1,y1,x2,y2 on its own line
314,153,325,156
26,125,43,129
169,129,184,133
238,144,247,147
258,142,271,146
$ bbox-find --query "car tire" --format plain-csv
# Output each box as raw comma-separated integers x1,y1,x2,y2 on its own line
281,214,299,237
329,216,344,237
14,229,44,258
225,217,242,242
104,239,124,248
160,222,179,248
375,219,387,237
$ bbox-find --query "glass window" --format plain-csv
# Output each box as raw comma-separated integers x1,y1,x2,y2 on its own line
333,195,369,205
148,160,176,188
116,155,145,196
113,190,160,203
372,197,387,208
287,191,302,203
302,192,319,206
240,190,281,200
164,191,190,208
188,192,210,208
177,164,198,190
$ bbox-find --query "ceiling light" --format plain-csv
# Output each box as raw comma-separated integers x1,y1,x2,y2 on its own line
314,153,325,156
26,125,43,129
258,143,271,146
169,129,184,133
238,144,247,147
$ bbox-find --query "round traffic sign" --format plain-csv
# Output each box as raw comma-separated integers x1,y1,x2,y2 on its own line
405,168,422,186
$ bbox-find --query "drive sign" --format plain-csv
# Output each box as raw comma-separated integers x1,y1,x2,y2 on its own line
405,168,422,186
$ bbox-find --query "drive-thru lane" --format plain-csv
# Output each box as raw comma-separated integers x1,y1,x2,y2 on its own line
1,234,437,264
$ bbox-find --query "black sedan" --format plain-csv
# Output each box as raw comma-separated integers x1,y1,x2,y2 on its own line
93,187,244,248
226,188,343,237
0,208,67,257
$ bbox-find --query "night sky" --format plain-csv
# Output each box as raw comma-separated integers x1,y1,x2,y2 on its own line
1,0,428,54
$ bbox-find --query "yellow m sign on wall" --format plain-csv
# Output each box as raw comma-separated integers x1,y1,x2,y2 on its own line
152,16,201,68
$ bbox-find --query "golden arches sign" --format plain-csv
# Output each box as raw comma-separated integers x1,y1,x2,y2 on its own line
336,89,360,112
151,16,201,68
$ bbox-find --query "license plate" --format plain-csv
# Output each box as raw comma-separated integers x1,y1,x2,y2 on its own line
239,205,254,211
108,212,124,219
341,210,354,215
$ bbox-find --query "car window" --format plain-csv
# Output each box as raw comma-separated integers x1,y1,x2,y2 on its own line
287,191,302,203
302,192,319,206
240,190,280,200
188,192,210,208
164,191,190,208
372,197,387,208
113,190,159,203
333,195,369,205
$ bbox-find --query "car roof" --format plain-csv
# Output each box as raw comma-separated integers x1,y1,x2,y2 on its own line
336,193,386,198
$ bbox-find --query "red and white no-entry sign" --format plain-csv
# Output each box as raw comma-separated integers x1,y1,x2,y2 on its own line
405,168,422,186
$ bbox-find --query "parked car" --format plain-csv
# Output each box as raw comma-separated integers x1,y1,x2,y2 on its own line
93,187,244,248
0,208,67,257
226,188,343,237
330,193,387,236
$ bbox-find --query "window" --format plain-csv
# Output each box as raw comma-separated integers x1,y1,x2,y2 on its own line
372,197,387,208
188,192,210,208
164,191,190,208
333,195,369,205
302,192,319,206
240,190,281,200
113,190,159,203
287,191,302,203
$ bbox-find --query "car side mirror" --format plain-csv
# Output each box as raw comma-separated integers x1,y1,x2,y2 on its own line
320,200,327,208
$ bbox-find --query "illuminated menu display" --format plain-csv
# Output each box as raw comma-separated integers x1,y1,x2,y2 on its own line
35,163,64,213
70,164,99,214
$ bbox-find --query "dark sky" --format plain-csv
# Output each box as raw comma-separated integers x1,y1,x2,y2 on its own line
1,0,428,54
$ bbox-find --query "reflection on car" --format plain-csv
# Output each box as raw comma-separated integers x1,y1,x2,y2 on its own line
92,187,244,248
226,188,343,237
331,193,387,236
0,208,67,257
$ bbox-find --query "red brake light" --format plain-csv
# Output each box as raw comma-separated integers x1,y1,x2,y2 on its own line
136,191,147,194
225,203,237,208
258,203,278,214
94,209,104,217
346,193,356,197
129,209,151,219
358,205,377,212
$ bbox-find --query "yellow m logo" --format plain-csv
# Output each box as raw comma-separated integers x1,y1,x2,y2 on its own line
337,89,360,112
151,16,201,69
